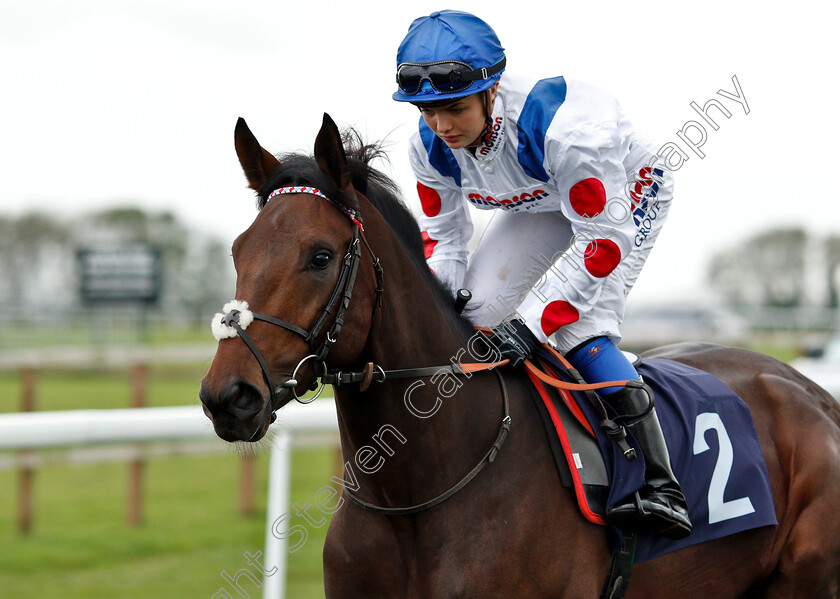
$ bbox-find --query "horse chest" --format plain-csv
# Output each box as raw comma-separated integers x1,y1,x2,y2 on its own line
324,491,607,599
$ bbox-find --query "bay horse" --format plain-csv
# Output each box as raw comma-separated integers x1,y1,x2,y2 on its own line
199,113,840,597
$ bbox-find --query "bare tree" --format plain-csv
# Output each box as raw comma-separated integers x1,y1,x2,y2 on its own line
708,227,807,307
0,207,233,326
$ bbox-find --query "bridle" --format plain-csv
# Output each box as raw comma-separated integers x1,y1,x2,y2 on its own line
212,185,512,515
212,186,383,406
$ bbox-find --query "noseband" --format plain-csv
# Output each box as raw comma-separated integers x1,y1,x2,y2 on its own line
212,186,382,405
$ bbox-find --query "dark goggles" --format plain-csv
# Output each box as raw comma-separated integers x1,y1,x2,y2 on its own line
396,57,506,96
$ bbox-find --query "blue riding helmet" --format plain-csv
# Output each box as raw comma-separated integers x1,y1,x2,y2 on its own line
393,10,506,103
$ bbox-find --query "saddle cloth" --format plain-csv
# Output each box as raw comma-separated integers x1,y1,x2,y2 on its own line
525,349,777,562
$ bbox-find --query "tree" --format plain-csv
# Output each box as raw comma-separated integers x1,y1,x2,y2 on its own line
0,207,234,327
708,227,807,307
0,213,72,314
827,234,840,309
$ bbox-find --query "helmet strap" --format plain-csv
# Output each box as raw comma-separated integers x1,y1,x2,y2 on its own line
480,89,495,144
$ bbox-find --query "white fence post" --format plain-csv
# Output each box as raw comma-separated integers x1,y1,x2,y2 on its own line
263,432,293,599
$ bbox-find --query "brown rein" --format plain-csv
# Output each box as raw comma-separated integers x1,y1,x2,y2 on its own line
343,367,511,516
336,331,634,516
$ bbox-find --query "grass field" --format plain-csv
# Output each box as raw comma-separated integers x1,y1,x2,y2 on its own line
0,359,335,599
0,449,334,599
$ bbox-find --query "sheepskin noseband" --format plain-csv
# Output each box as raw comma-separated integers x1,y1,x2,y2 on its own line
211,300,254,340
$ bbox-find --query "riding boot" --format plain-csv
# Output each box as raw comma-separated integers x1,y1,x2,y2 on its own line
604,383,693,540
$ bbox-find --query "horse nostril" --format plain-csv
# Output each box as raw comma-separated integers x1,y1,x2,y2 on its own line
199,379,264,422
224,380,265,419
199,384,214,411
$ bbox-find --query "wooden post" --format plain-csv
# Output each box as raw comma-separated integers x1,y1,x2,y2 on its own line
239,453,256,516
17,368,37,534
127,363,147,527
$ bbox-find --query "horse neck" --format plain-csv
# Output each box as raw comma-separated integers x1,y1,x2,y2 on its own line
356,195,474,378
332,209,505,506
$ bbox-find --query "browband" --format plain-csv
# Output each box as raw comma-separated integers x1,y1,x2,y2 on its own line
266,186,363,230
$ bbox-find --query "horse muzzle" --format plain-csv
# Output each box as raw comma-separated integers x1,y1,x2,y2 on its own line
199,377,288,442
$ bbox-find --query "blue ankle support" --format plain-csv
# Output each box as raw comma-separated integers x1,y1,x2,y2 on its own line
565,337,640,394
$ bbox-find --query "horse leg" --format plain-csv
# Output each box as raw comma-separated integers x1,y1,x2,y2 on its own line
754,374,840,598
323,506,409,598
759,502,840,598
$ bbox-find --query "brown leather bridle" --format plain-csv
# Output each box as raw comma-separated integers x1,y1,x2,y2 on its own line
214,186,382,405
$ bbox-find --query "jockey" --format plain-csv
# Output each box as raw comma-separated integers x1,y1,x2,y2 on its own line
393,10,692,539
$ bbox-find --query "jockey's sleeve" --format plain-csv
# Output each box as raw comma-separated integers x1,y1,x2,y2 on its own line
517,122,638,342
409,143,474,295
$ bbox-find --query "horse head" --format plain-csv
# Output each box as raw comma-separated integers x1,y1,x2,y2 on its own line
199,114,379,442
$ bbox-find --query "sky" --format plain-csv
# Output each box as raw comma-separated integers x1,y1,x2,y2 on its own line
2,0,839,303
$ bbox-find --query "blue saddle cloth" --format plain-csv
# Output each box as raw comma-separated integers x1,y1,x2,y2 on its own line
533,350,778,562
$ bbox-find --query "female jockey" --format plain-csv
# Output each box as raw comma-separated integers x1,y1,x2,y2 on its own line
393,9,691,540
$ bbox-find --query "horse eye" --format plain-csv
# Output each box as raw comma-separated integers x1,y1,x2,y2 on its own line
311,251,332,270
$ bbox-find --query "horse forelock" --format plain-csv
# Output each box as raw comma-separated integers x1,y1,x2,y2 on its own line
253,131,474,339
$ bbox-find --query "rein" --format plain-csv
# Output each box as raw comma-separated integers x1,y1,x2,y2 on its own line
322,357,510,390
344,368,512,516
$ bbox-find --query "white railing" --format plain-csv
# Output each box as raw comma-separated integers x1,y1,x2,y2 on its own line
0,400,339,599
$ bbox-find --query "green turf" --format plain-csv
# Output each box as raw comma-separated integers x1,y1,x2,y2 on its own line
0,448,335,599
0,365,209,413
0,347,334,599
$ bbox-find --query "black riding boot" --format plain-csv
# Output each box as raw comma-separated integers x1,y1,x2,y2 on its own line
604,383,693,540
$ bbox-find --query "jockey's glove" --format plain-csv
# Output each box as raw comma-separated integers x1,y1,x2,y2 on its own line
488,318,541,368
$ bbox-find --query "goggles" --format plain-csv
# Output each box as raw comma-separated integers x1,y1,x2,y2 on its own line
396,57,506,96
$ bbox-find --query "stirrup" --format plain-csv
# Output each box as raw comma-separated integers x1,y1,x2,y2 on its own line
606,491,692,540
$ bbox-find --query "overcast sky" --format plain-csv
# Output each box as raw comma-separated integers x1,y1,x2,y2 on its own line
2,0,838,302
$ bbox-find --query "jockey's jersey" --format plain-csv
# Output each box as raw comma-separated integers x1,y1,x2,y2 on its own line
408,73,671,339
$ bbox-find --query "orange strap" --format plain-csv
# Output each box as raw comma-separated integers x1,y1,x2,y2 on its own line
460,359,510,373
459,358,630,393
471,327,632,392
524,359,632,392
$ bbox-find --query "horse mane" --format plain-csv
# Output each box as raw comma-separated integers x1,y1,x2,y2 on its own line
255,129,475,339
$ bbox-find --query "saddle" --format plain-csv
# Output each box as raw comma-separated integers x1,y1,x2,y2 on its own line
524,345,777,563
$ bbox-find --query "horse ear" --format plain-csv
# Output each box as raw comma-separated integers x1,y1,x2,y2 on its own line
314,113,357,204
234,118,281,192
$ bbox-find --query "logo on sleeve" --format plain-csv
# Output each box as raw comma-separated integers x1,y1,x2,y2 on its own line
467,189,550,210
630,167,665,247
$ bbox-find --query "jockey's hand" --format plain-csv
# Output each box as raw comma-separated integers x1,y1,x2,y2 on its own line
489,318,541,368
